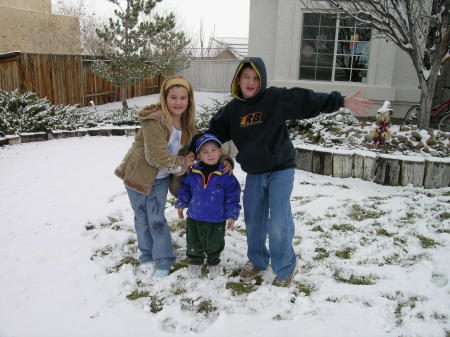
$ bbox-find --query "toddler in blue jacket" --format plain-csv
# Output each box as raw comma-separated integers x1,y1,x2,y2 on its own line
176,133,241,279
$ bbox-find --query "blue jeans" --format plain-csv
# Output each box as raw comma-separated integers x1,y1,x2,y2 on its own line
125,176,175,270
243,168,296,280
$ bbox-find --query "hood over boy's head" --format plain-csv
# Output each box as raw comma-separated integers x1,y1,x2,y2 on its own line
231,57,267,102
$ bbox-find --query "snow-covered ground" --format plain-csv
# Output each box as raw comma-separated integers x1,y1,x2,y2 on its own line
1,92,449,337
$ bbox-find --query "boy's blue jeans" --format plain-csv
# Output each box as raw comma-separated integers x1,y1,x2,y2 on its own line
243,168,297,280
125,176,175,270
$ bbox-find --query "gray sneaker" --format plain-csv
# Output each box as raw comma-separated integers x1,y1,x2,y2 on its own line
239,261,262,283
272,267,297,287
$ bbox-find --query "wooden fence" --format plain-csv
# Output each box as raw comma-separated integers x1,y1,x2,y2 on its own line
176,59,240,91
0,52,161,106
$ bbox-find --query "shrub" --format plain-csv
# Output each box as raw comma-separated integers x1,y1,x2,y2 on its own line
196,96,232,132
0,90,94,135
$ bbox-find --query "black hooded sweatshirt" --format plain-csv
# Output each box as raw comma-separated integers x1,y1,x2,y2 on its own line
207,57,344,174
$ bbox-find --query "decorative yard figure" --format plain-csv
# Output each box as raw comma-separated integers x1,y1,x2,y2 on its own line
369,100,393,147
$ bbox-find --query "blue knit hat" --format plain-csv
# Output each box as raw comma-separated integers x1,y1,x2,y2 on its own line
195,133,222,153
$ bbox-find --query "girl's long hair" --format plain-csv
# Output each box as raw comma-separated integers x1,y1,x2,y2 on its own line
160,76,196,145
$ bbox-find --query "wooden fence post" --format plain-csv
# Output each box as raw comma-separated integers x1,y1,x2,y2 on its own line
312,150,333,176
353,153,377,181
374,155,401,186
400,158,425,187
295,148,313,172
332,152,353,178
424,159,450,188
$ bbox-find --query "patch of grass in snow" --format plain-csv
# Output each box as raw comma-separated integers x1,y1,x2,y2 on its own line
108,256,140,273
416,234,439,248
439,211,450,220
394,296,422,326
127,290,150,300
313,247,330,260
335,247,355,259
85,222,95,230
348,204,386,221
333,270,376,285
171,258,190,273
311,225,324,232
100,216,121,227
225,282,257,296
91,245,113,259
436,228,450,234
331,223,356,232
169,220,186,237
441,191,450,197
376,228,395,237
292,281,316,296
181,297,218,316
149,295,164,313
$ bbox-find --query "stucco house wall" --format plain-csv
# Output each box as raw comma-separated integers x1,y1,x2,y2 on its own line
0,0,80,55
249,0,421,117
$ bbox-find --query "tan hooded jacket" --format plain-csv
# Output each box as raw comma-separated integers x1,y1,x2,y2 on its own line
114,104,189,195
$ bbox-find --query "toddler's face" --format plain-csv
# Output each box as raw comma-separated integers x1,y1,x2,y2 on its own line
197,142,223,166
237,67,260,99
166,86,189,118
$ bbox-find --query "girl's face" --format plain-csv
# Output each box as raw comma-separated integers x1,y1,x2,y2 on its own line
237,67,260,99
166,86,189,119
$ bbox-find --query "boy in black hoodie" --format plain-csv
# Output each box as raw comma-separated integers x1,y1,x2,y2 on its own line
202,57,372,286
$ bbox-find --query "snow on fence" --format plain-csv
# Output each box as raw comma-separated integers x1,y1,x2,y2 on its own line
1,130,449,188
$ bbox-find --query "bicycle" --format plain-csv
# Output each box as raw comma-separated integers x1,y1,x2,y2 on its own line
401,86,450,132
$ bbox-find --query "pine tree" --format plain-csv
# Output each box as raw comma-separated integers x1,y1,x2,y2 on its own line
93,0,190,111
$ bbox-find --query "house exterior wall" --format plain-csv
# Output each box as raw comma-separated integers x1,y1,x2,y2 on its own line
249,0,421,117
0,0,51,12
0,1,80,55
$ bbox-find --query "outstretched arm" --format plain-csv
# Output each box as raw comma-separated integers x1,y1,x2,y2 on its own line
343,90,373,116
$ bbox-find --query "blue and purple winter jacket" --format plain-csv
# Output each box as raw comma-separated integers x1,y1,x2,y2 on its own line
175,162,241,223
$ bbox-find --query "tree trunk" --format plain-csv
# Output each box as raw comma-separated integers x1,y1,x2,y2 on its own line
120,84,129,112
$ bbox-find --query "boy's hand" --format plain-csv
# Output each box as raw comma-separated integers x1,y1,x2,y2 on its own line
177,208,185,220
226,218,234,229
185,152,195,169
344,90,373,116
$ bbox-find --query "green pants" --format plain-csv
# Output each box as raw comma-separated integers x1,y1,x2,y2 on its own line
186,218,226,266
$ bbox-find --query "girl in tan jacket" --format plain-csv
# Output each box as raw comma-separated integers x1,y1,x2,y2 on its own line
115,77,196,278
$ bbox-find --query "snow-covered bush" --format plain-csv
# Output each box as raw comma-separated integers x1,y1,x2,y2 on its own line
0,90,94,135
196,96,232,132
96,107,140,126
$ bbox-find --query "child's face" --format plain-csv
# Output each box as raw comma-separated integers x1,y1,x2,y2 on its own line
197,142,223,166
237,67,260,99
166,86,189,119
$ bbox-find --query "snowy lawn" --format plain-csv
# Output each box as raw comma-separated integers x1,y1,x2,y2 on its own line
0,92,449,337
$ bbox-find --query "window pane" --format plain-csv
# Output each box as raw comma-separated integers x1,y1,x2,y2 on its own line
317,54,334,67
316,67,332,81
304,13,319,26
352,55,369,69
339,17,356,27
335,54,352,68
320,14,337,27
303,26,319,39
334,68,351,81
300,67,316,80
351,69,368,83
300,52,317,67
338,27,354,41
356,28,371,41
319,27,336,40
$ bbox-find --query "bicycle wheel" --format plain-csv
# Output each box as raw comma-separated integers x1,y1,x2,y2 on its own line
400,104,419,129
438,113,450,132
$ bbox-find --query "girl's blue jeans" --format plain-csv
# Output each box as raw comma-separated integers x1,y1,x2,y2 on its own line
243,168,297,280
125,176,175,270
